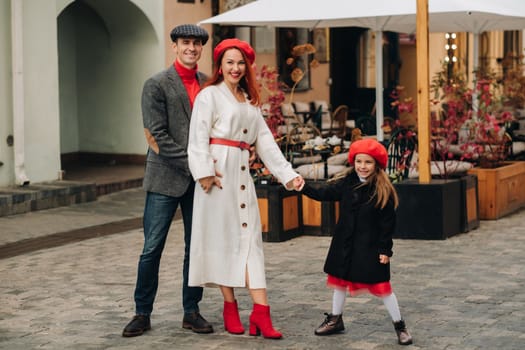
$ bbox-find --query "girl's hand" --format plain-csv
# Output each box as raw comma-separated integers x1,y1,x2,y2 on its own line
379,254,390,264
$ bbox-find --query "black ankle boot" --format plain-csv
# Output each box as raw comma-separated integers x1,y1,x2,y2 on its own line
393,319,413,345
314,313,345,336
122,315,151,337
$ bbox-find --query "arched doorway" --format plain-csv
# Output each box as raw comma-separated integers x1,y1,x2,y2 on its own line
57,0,161,182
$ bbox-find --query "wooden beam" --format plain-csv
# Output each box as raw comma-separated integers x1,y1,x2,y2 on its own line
416,0,431,183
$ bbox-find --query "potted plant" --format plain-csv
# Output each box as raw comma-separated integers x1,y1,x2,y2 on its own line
257,64,286,140
431,64,525,220
500,52,525,113
465,54,525,220
385,83,479,239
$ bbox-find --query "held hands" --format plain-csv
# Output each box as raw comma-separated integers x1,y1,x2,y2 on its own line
379,254,390,264
199,169,223,193
290,176,305,191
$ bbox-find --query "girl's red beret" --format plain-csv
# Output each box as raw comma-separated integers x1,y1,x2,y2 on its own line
348,138,388,169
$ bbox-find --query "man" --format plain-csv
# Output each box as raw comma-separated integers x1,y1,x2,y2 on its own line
122,24,213,337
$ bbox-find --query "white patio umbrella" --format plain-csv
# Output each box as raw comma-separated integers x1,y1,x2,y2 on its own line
200,0,525,141
201,0,417,32
201,0,417,141
202,0,525,33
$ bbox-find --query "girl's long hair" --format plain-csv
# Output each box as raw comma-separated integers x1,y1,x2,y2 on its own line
363,166,399,209
204,47,261,107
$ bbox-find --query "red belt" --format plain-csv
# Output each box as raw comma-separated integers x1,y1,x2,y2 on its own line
209,138,251,151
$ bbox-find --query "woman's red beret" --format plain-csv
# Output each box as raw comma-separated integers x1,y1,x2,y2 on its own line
213,38,256,65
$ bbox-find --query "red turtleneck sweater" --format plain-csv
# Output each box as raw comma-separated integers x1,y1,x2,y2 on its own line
174,60,201,108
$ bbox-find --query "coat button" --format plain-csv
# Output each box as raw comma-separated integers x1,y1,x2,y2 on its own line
240,203,246,209
243,129,248,134
241,165,246,171
240,185,246,190
242,223,247,228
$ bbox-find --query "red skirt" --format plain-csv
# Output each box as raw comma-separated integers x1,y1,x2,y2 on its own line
327,274,392,297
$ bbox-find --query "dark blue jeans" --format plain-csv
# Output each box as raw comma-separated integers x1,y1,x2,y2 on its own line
134,185,203,316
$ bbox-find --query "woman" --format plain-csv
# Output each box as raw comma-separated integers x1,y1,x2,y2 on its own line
187,38,304,339
301,139,413,346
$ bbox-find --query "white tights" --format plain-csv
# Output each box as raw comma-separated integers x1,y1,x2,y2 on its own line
331,289,402,322
332,289,346,315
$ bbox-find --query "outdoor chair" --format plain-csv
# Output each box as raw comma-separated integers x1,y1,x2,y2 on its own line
355,114,376,136
327,104,350,139
386,128,417,180
292,101,311,124
309,105,323,131
312,100,331,132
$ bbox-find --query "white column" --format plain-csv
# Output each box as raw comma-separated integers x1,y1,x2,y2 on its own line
236,27,251,43
11,0,30,186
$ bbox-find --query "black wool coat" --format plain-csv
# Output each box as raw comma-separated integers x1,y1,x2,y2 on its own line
302,172,396,284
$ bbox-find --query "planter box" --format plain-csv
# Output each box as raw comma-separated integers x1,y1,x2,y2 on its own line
393,178,462,240
256,184,302,242
468,161,525,220
301,195,339,236
301,180,339,236
459,174,480,232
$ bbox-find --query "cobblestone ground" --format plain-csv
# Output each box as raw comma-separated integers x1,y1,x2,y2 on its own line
1,209,525,350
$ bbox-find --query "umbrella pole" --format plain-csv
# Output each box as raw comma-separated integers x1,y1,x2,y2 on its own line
375,30,384,142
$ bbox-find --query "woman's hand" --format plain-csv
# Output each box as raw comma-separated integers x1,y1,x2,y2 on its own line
248,145,257,166
199,170,223,193
379,254,390,264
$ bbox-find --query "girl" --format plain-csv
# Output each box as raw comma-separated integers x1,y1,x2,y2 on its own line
187,38,304,339
301,138,413,345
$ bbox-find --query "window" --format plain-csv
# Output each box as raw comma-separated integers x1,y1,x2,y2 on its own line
277,28,311,91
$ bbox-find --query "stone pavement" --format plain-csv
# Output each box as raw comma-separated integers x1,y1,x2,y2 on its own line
1,188,525,349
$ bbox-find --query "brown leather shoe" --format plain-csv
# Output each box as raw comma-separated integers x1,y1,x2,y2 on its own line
122,315,151,337
314,313,345,336
182,312,214,333
393,319,413,345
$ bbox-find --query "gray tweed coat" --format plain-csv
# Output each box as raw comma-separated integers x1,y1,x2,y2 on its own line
141,65,207,197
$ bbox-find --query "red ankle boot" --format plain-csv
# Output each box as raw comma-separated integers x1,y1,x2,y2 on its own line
249,303,282,339
223,300,245,334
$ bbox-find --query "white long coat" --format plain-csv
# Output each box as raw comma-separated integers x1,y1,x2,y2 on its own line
187,82,298,289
